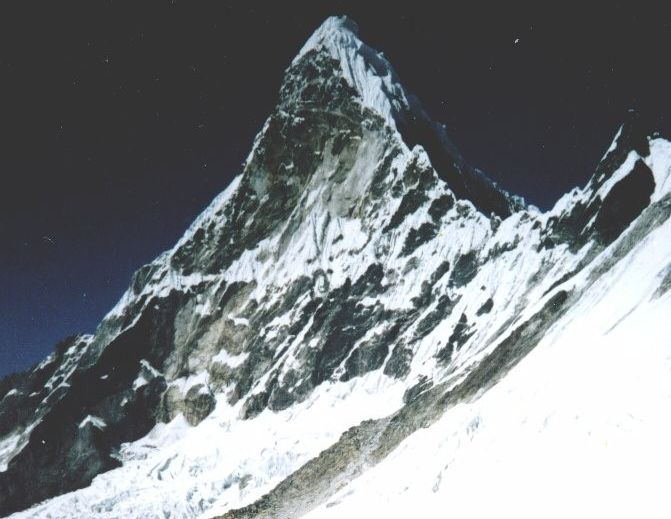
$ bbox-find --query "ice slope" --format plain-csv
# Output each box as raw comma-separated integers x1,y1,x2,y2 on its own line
9,374,407,519
304,198,671,519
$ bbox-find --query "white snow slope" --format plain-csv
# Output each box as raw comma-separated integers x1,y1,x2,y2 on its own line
305,200,671,519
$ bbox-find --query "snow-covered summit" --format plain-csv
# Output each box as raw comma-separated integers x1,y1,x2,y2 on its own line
287,16,522,218
294,16,360,62
293,15,410,131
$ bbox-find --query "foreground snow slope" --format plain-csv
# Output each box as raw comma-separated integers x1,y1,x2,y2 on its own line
304,198,671,519
1,16,670,519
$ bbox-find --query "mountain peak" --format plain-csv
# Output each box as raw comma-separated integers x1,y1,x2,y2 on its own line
288,16,522,218
291,16,410,130
293,16,361,65
595,109,651,184
3,15,671,519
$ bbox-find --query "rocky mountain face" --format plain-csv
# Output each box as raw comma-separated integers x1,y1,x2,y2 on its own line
1,16,670,519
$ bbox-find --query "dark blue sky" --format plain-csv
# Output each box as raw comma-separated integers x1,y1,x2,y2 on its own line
1,1,669,377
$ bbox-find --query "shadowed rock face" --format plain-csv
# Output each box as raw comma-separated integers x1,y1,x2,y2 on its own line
592,159,655,244
0,295,179,514
1,16,669,519
0,336,84,439
395,102,523,218
593,110,651,183
540,110,657,252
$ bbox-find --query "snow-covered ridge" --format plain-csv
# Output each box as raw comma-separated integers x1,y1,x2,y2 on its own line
549,134,671,220
647,137,671,201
